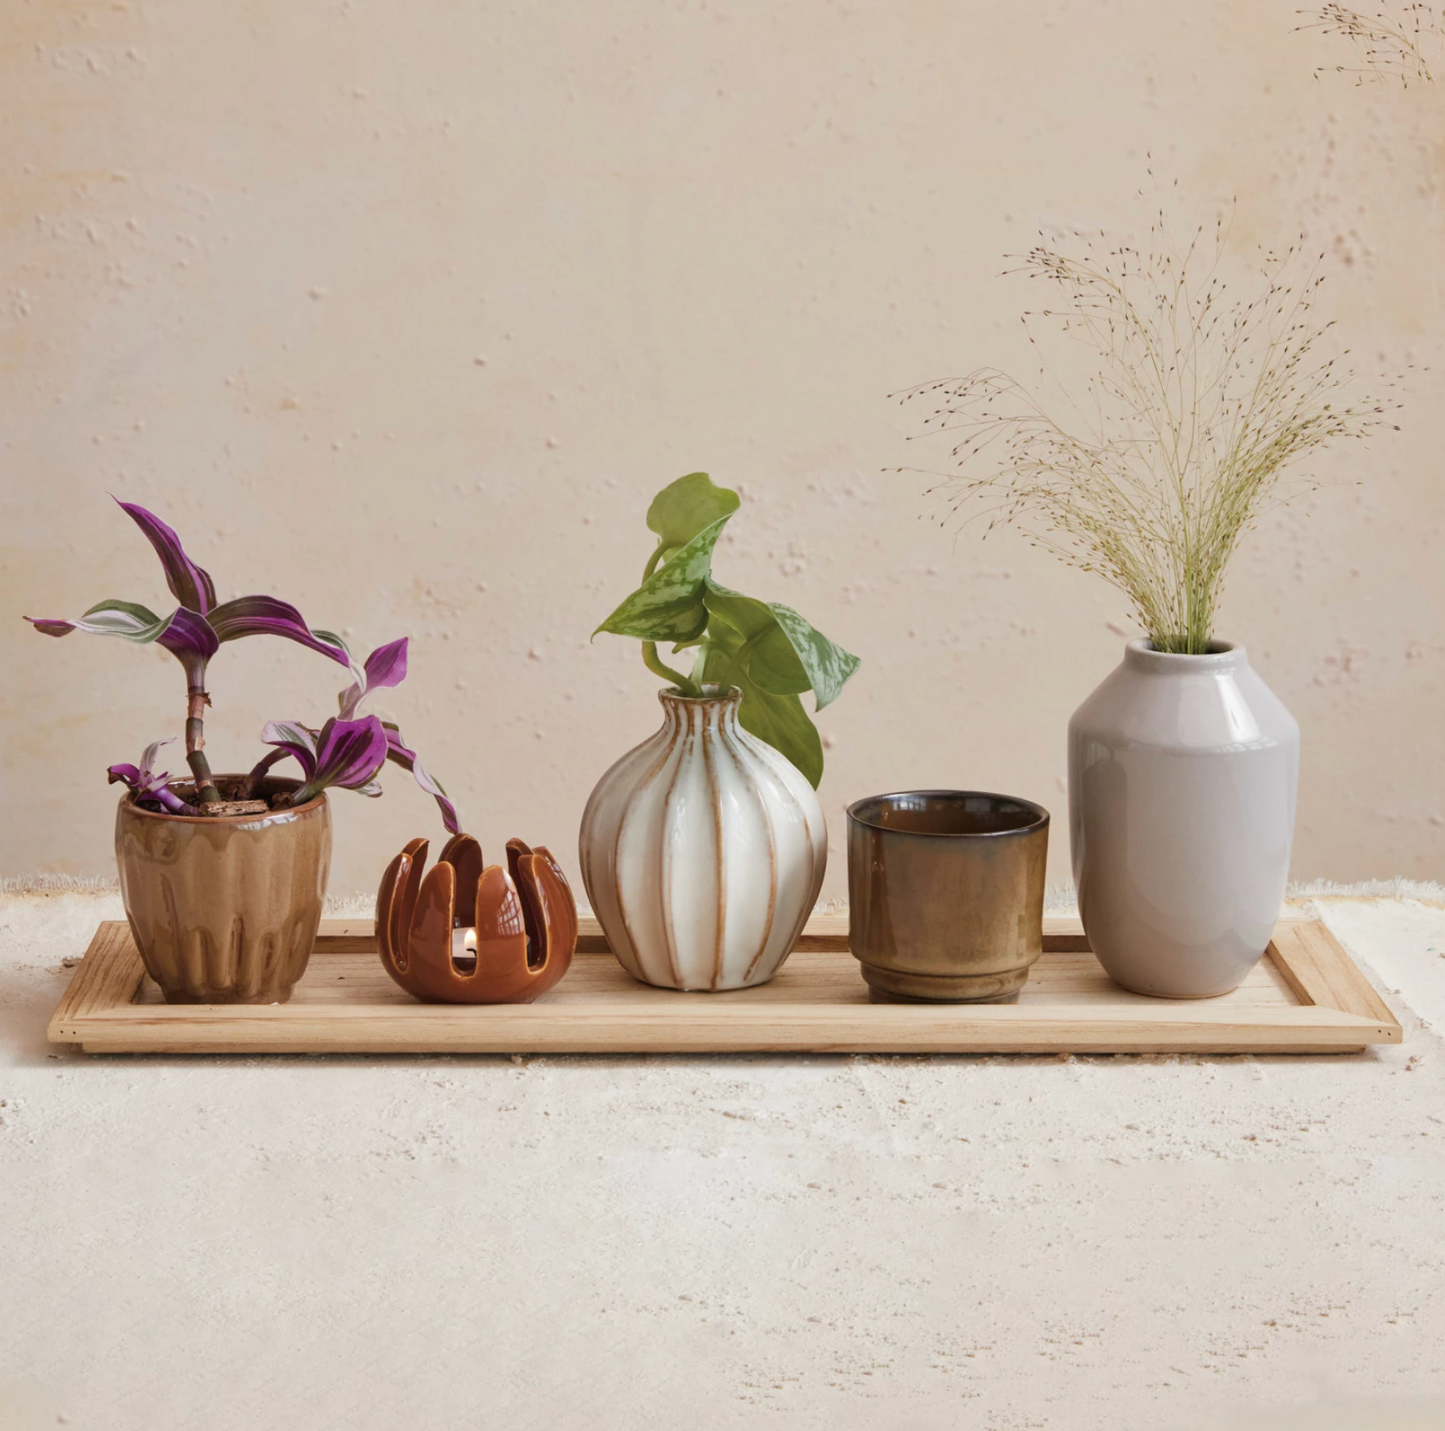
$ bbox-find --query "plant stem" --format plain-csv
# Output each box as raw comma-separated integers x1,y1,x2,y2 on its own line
643,641,700,696
153,787,203,817
719,629,766,692
240,747,290,800
185,686,221,804
638,542,703,696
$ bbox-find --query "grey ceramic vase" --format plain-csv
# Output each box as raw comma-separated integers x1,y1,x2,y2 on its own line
1068,640,1299,998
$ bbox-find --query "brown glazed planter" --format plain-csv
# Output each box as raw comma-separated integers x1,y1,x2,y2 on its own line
115,776,332,1004
847,790,1049,1002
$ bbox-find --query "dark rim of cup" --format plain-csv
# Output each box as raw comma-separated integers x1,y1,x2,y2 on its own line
846,789,1050,839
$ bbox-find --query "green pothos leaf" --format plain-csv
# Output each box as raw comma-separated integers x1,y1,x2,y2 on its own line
646,472,740,552
702,581,860,709
700,582,810,695
766,602,860,710
593,514,732,644
701,617,824,787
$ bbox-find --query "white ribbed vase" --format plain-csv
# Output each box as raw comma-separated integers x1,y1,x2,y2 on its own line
579,685,827,991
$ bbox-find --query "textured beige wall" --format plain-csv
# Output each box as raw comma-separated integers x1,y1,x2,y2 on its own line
2,0,1442,898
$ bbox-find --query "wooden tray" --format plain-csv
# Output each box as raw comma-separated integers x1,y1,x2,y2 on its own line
47,914,1401,1055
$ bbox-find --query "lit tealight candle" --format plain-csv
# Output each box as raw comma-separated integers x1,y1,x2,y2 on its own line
451,926,477,972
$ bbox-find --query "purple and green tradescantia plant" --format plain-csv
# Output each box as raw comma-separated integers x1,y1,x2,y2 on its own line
27,499,458,830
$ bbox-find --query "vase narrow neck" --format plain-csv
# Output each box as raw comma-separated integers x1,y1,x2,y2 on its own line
1124,638,1247,676
658,685,742,738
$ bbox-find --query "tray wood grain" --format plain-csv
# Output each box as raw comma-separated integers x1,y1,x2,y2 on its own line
47,914,1402,1056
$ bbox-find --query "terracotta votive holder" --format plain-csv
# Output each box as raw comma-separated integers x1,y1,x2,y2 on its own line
377,834,577,1003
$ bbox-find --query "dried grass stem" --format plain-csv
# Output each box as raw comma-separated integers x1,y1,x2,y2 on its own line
898,212,1397,653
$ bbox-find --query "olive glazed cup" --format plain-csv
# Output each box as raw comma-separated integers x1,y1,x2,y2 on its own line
846,790,1050,1002
115,776,332,1004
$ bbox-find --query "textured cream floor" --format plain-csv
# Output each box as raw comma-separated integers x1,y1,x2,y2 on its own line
2,887,1443,1431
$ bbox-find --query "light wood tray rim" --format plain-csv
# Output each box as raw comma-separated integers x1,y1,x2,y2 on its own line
47,914,1403,1055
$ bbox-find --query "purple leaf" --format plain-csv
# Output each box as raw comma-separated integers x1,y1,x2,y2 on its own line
363,637,409,689
26,599,167,641
310,629,351,658
259,721,320,781
156,607,220,687
292,716,389,803
136,737,174,790
208,596,352,668
108,737,199,815
338,636,409,718
114,499,217,614
107,736,172,796
27,601,218,688
381,722,460,833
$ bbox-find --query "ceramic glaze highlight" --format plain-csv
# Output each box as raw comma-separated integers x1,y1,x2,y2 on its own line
579,686,827,991
1068,640,1299,998
115,776,331,1003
